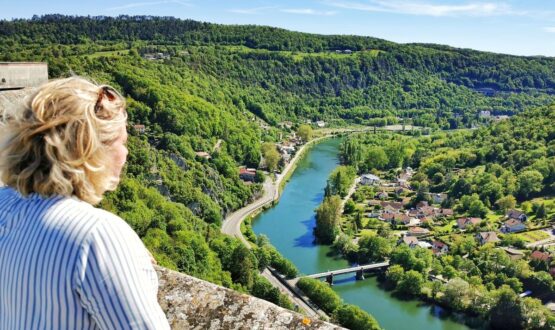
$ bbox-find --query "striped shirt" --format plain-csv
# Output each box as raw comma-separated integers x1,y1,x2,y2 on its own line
0,186,170,329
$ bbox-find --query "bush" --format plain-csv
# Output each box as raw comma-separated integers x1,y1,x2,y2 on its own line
297,278,341,314
333,304,381,330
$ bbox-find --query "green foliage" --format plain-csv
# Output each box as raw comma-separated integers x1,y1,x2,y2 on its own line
357,235,392,263
296,124,313,142
297,278,342,314
327,166,357,197
333,304,381,330
315,195,342,244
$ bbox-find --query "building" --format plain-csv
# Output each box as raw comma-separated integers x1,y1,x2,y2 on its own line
408,226,430,236
0,62,48,91
501,219,526,233
133,124,146,134
360,174,380,186
428,193,448,205
239,168,256,182
401,236,419,248
376,191,389,200
316,120,326,128
457,217,482,230
476,231,500,245
195,151,211,160
506,209,528,222
432,241,449,255
501,247,524,261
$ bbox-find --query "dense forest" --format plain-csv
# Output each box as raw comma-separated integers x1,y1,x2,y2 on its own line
2,15,555,328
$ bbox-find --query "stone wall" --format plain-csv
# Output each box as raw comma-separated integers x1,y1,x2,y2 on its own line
156,266,344,330
0,62,48,90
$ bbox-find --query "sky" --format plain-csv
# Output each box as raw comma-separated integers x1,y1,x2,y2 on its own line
2,0,555,57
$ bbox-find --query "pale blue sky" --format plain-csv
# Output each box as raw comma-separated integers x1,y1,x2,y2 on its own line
2,0,555,56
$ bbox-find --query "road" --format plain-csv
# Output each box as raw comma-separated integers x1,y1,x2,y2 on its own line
221,136,331,318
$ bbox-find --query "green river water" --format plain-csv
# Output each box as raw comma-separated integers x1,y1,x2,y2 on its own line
252,138,471,330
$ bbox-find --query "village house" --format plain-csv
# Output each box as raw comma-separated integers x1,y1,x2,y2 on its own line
457,217,482,230
530,250,551,263
239,168,257,182
380,201,404,211
133,124,146,134
501,247,525,261
432,240,449,255
417,241,432,249
428,193,448,205
501,219,526,233
476,231,500,245
506,209,528,222
316,120,326,128
401,236,419,248
439,208,454,217
408,226,430,237
360,174,381,186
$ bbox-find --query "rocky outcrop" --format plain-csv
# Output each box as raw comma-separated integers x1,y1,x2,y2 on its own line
156,266,343,330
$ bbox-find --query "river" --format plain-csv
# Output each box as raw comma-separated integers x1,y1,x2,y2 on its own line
252,138,470,330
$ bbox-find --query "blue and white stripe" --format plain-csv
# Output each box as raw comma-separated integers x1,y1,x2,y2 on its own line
0,186,170,329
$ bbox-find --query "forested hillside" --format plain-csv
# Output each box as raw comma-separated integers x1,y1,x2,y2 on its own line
2,15,555,321
2,15,555,128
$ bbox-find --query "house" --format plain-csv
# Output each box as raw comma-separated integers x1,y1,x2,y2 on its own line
195,151,211,160
501,219,526,233
376,191,389,200
417,241,432,249
344,49,353,54
392,214,412,226
133,124,146,134
457,217,482,230
429,193,448,205
506,209,528,222
360,174,380,186
501,247,524,261
402,197,412,206
530,250,551,263
439,208,454,217
380,201,403,211
408,226,430,236
368,200,381,207
476,231,500,245
316,121,326,128
432,241,449,255
416,201,429,208
239,168,256,182
401,236,419,248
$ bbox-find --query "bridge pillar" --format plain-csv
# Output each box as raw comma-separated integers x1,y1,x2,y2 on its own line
325,273,334,286
356,268,365,281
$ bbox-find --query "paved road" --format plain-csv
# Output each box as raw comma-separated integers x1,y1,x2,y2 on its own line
220,137,330,318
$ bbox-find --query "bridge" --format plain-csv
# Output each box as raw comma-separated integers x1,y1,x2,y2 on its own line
305,261,390,279
290,261,390,285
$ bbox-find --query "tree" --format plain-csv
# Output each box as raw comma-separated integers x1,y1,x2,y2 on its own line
261,142,280,172
315,195,342,244
333,304,381,330
397,270,424,296
535,203,547,220
297,124,313,142
296,278,342,314
495,195,516,212
230,244,257,289
365,148,388,171
385,264,405,285
489,286,523,329
357,235,392,263
517,170,543,199
442,278,471,311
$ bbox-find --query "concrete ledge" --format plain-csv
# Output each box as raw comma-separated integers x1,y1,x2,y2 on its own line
156,266,343,330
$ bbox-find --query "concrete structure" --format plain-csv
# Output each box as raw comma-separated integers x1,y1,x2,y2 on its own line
0,62,48,91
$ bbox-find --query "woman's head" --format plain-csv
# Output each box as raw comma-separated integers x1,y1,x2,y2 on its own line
0,76,128,205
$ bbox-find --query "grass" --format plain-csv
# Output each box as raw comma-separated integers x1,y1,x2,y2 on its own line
516,230,550,243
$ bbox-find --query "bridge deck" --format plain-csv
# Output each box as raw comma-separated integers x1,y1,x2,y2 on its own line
304,261,390,279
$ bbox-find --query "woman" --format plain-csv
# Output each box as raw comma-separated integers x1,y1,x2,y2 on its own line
0,77,170,329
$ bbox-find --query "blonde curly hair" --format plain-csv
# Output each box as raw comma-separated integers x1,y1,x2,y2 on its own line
0,77,127,205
